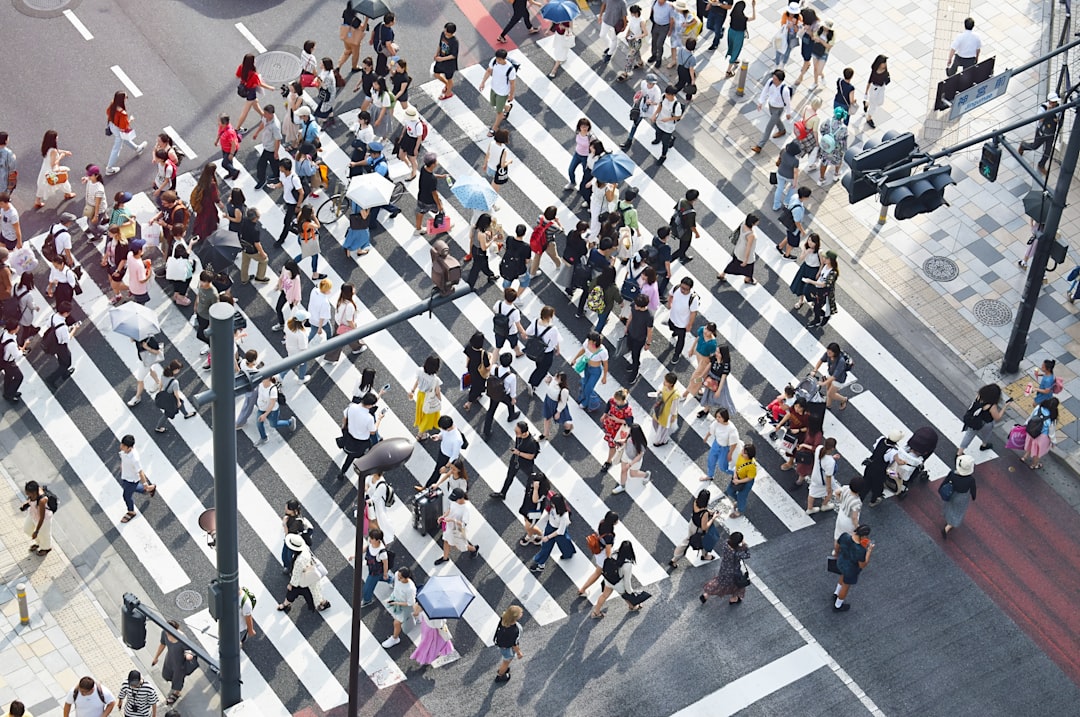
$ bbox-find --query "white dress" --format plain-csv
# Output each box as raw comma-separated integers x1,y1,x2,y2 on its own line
553,26,576,63
36,148,71,201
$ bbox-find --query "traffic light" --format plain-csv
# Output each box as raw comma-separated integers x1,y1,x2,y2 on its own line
841,131,918,204
430,238,461,296
979,142,1001,182
880,165,955,220
121,594,147,650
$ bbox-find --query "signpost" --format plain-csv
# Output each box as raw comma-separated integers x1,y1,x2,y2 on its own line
949,69,1014,120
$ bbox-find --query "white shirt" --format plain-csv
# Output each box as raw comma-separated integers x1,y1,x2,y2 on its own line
64,683,117,717
308,288,333,325
119,448,143,483
446,500,470,530
758,81,792,111
545,381,570,410
812,446,836,484
487,59,517,96
625,14,647,39
49,265,77,287
336,300,357,326
951,29,981,58
493,366,517,397
85,179,106,210
345,403,376,439
0,205,19,242
529,321,560,353
284,327,308,355
1,329,19,363
635,80,662,115
255,382,279,412
579,341,609,363
537,508,571,535
405,118,424,138
708,420,739,448
655,96,681,133
668,288,700,327
353,123,376,145
50,312,71,345
280,171,302,204
486,140,509,172
439,427,463,460
51,224,72,255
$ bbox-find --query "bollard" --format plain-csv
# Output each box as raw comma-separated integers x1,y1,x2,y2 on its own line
17,583,29,625
735,61,749,96
878,203,888,225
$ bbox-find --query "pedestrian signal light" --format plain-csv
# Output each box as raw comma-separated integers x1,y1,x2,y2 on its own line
979,142,1001,182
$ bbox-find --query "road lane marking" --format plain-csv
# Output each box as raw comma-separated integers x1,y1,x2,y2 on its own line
235,22,267,54
110,65,142,98
63,9,93,40
163,126,198,161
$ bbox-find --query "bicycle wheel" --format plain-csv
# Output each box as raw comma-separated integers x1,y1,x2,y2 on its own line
389,181,406,205
317,194,346,224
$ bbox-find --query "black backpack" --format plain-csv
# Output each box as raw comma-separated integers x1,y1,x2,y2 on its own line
43,487,59,513
669,203,694,239
492,303,511,337
42,224,64,264
602,557,621,585
524,325,551,362
779,201,800,232
487,368,508,401
40,322,60,355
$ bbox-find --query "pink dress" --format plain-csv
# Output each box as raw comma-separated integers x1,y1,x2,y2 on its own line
410,613,455,666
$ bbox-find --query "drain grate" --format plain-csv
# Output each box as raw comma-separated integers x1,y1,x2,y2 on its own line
175,589,203,611
922,256,959,282
255,51,302,86
973,299,1012,327
13,0,78,17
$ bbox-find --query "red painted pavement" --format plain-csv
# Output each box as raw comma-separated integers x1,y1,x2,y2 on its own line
454,0,520,52
902,455,1080,687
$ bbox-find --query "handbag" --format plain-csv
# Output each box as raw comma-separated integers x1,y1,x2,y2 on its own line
827,556,841,574
460,372,471,391
769,171,778,185
622,590,651,606
494,149,509,185
794,447,814,465
105,122,113,137
422,389,441,414
45,168,69,186
938,479,954,502
734,568,751,589
573,353,589,374
629,103,642,124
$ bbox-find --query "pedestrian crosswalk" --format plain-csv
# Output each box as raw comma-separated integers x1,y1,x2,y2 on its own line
8,37,986,713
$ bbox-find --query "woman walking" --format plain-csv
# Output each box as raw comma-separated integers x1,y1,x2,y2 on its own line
863,55,890,129
796,97,822,167
578,511,619,595
773,3,801,67
528,492,575,572
590,541,643,619
958,383,1010,454
578,265,621,333
807,437,837,514
941,454,977,539
697,344,736,418
380,567,416,648
833,524,872,612
571,332,609,412
810,20,836,87
409,355,443,441
281,316,311,384
343,201,372,258
601,389,634,469
833,67,857,126
34,130,75,209
462,332,489,411
803,250,839,328
293,205,324,279
338,2,368,73
701,407,738,482
816,107,848,184
723,1,756,78
617,5,647,82
682,321,719,400
104,92,147,175
466,213,498,286
615,424,651,493
541,372,574,439
493,605,524,683
282,82,309,150
700,532,751,604
280,498,313,572
364,77,394,143
1031,358,1058,406
565,118,595,191
483,130,513,202
435,488,481,564
1021,396,1058,470
517,468,551,546
725,443,757,518
127,335,164,406
151,620,197,706
670,489,720,567
276,533,330,613
189,164,224,241
813,342,850,409
313,58,339,128
154,360,196,433
717,214,759,285
397,106,423,180
22,481,54,556
549,21,576,78
272,260,303,332
410,604,456,668
360,527,391,608
82,165,108,240
790,232,821,310
235,54,274,132
650,372,680,445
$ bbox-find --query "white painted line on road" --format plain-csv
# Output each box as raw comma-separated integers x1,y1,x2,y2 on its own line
235,22,267,53
671,643,829,717
163,126,198,161
110,65,142,98
63,9,93,40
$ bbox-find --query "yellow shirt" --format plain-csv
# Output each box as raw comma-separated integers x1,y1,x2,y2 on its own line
735,456,757,482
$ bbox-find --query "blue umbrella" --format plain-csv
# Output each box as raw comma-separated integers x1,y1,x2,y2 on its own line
451,178,499,211
540,0,581,23
591,152,636,184
416,575,476,619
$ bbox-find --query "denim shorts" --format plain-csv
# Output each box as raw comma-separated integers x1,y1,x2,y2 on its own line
503,272,532,288
498,646,515,661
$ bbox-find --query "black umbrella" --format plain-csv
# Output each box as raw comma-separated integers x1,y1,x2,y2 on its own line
1023,188,1051,224
195,239,239,274
353,0,391,19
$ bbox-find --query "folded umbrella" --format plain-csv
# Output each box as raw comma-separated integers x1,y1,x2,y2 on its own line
540,0,581,23
451,179,499,211
591,153,636,184
110,302,161,342
347,173,395,209
416,574,476,619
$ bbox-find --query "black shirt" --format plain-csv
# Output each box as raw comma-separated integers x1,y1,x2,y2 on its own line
436,34,460,70
515,434,540,471
627,306,654,342
650,239,672,275
417,168,438,205
563,229,588,264
390,72,411,102
835,79,855,109
501,238,530,279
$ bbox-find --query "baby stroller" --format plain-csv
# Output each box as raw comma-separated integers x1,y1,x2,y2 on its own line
757,384,795,427
794,374,827,421
886,426,938,498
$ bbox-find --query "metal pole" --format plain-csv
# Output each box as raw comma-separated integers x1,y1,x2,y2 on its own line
735,61,749,96
16,583,28,625
1002,106,1080,373
208,302,242,711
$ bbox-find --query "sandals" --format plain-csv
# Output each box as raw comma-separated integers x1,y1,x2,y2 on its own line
166,692,181,705
438,92,454,100
276,602,292,612
121,512,137,523
36,549,51,556
589,611,605,619
838,399,848,410
316,601,331,611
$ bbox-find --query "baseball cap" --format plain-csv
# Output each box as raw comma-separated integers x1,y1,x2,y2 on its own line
86,165,102,177
127,670,142,685
645,73,659,84
1048,92,1061,103
115,191,133,203
129,239,146,254
368,141,384,154
449,488,466,501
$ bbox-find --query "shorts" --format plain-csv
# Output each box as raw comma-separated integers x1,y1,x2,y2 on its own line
433,61,456,78
800,40,813,62
486,167,496,179
593,552,606,569
498,646,515,661
841,569,860,585
503,271,532,289
135,362,161,382
416,200,438,216
489,90,509,115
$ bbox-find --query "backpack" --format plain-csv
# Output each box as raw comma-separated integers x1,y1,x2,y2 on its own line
601,557,621,585
73,684,106,705
1026,413,1046,438
669,203,693,239
40,323,59,355
524,325,551,362
372,478,397,507
492,303,511,337
779,201,799,232
620,264,643,301
585,532,603,555
42,224,64,264
241,586,257,610
586,285,606,313
487,368,508,400
841,353,855,372
43,487,59,513
793,111,813,141
529,218,554,252
1052,376,1065,394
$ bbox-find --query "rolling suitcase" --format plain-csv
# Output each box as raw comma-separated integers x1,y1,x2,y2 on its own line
412,487,443,537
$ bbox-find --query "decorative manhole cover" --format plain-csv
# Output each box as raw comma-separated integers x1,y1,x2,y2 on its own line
848,383,864,394
255,51,302,86
12,0,77,17
176,589,202,611
922,256,959,282
973,299,1012,327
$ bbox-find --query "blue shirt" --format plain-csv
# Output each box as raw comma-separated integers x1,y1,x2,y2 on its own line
1034,374,1054,404
651,0,675,25
695,327,717,357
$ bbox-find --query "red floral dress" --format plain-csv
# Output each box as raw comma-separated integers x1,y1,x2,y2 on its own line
601,399,633,448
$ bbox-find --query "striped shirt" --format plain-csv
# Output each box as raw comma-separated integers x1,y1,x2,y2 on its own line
117,681,159,716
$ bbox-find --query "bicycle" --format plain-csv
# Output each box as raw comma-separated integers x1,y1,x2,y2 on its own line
316,171,406,224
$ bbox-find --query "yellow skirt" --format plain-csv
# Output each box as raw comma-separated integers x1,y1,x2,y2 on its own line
415,391,441,433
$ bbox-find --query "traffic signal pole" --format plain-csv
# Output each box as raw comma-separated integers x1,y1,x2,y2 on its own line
1002,104,1080,373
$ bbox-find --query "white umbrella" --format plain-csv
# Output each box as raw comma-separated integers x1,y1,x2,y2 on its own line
109,303,161,341
346,174,395,209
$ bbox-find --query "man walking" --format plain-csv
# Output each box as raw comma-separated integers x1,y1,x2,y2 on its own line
63,675,117,717
599,0,629,64
777,186,812,259
496,0,542,44
215,114,241,181
752,70,793,153
946,17,981,76
44,301,80,389
1019,93,1062,176
651,85,684,163
647,0,675,66
118,434,156,524
0,133,16,195
1,318,23,403
427,415,465,486
249,104,282,191
0,192,22,251
238,207,269,283
625,294,654,384
667,277,699,364
276,157,304,245
491,421,539,500
116,671,158,717
668,189,701,263
479,50,518,137
413,153,446,237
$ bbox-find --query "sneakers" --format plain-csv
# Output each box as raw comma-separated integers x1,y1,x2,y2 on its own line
612,484,626,494
255,438,268,446
642,471,652,483
359,600,373,608
301,375,312,384
105,166,120,176
127,396,141,407
289,417,297,431
528,561,544,572
562,182,576,190
832,603,851,612
136,141,148,155
270,323,283,332
433,557,448,565
381,636,401,648
199,347,210,356
495,670,511,683
806,506,821,514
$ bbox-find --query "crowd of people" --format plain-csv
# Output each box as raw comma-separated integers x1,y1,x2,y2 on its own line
0,0,1054,705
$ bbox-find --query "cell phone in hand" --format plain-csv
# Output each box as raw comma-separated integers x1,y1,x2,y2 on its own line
381,383,391,392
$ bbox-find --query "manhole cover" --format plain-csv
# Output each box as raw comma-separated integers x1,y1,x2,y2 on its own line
12,0,78,17
973,299,1012,327
922,256,959,282
255,51,302,86
176,589,202,611
848,383,864,394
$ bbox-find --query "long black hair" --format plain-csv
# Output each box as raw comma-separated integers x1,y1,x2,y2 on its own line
615,540,636,566
598,510,619,535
